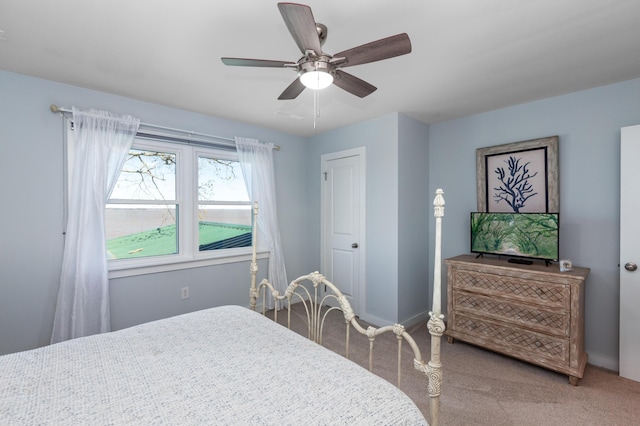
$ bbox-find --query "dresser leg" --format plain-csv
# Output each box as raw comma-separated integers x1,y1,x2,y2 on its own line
447,336,454,344
569,375,579,386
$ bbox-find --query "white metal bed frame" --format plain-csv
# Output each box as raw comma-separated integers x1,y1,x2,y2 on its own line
249,189,446,426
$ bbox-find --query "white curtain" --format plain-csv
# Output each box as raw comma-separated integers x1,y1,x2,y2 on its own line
51,108,140,343
235,137,288,308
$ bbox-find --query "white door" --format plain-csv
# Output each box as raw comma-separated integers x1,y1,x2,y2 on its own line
321,148,365,316
620,124,640,382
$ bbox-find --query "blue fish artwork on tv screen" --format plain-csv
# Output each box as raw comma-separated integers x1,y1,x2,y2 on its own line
470,212,559,261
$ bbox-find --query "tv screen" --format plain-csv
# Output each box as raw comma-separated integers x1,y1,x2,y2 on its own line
470,212,559,261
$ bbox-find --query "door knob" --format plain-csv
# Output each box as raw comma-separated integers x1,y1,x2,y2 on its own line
352,243,358,248
625,262,637,271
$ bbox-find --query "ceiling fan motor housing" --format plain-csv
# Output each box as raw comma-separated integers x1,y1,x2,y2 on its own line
298,54,333,77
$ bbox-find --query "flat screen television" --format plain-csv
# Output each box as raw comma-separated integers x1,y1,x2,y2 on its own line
470,212,559,262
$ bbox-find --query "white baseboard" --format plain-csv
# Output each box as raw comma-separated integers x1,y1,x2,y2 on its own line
401,310,430,328
358,310,430,329
358,312,393,327
587,352,618,372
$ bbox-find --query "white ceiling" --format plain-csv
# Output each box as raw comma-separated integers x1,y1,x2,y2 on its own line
2,1,640,137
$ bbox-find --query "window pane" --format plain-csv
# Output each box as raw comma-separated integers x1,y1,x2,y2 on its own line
198,157,249,202
111,149,176,200
106,205,178,259
198,205,252,251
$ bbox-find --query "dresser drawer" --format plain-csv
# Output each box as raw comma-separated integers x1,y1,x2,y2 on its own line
452,269,570,309
454,291,570,337
452,313,570,365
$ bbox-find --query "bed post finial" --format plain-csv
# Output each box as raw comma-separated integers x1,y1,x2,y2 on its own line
433,188,445,219
432,188,444,314
427,188,446,426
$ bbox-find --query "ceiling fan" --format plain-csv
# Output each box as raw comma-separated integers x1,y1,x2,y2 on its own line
221,2,412,100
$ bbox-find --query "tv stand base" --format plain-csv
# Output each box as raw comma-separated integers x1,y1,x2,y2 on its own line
508,258,533,265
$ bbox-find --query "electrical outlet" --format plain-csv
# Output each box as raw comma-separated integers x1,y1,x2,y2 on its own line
181,286,189,299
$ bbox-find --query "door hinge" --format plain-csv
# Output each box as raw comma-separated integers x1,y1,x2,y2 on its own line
323,172,327,181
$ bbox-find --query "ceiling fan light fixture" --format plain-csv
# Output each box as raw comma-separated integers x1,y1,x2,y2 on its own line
300,69,333,90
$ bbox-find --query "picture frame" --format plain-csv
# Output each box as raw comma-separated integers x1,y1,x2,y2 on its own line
477,136,559,213
559,259,573,272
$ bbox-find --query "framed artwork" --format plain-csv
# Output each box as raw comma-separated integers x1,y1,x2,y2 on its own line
476,136,559,213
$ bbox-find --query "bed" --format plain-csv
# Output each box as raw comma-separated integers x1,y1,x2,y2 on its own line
0,190,446,426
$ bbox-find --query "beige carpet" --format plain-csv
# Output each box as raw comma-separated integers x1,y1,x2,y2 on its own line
268,304,640,426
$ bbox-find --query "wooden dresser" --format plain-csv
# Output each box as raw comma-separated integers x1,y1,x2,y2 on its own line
444,255,589,385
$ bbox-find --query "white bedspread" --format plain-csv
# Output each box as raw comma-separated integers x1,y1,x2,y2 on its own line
1,305,427,425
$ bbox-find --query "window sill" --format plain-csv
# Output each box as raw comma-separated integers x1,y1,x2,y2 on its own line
108,250,269,279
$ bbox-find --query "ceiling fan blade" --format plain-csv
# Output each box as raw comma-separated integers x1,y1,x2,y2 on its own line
221,57,295,68
333,70,377,98
278,2,322,56
333,33,411,68
278,78,306,100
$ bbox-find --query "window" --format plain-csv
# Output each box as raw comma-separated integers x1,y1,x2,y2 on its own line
104,138,251,272
106,147,178,259
197,154,252,251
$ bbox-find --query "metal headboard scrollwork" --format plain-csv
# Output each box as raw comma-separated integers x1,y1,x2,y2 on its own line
249,189,445,426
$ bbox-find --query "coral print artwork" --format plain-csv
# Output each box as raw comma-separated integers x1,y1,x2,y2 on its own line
476,136,559,214
487,148,547,213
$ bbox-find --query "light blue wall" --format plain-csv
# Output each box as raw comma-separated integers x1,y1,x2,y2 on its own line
308,114,401,323
398,114,430,323
308,113,430,325
428,77,640,370
0,70,308,355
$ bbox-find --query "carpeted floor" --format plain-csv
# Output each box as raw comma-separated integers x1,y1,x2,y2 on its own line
267,303,640,425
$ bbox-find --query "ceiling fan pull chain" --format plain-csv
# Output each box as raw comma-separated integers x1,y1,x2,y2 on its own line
313,63,319,129
313,89,318,129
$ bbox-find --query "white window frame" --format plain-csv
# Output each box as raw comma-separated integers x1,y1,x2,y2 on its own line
105,138,256,278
